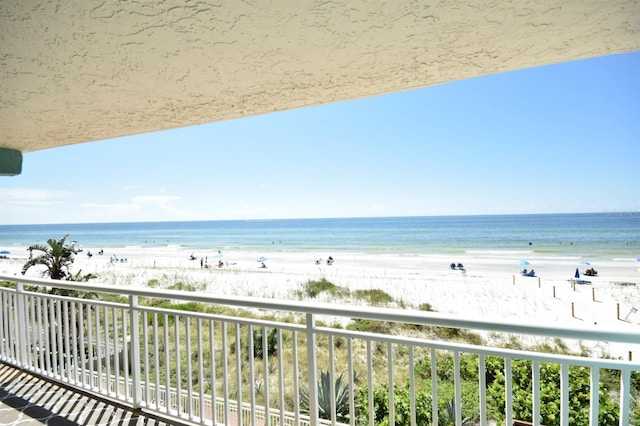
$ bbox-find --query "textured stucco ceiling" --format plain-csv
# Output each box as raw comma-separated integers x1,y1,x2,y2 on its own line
1,1,639,157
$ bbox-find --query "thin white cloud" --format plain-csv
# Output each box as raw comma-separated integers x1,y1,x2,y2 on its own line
81,195,181,215
0,188,77,207
132,195,181,212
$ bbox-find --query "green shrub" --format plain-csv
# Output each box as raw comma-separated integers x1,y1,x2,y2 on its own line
357,382,432,425
347,319,394,334
301,278,349,298
300,370,351,421
353,289,394,306
486,360,620,425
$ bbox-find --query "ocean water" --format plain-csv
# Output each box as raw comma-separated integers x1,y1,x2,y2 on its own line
0,213,638,261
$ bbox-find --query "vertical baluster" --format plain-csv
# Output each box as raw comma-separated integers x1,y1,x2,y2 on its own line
26,296,32,369
249,325,256,425
122,306,129,400
348,337,355,426
164,313,170,413
367,340,374,426
560,363,569,426
186,316,193,419
15,284,27,368
56,300,65,378
96,306,103,392
0,293,5,358
113,306,120,398
103,305,111,394
63,300,71,380
589,367,600,426
37,297,45,372
1,293,7,358
292,330,300,425
505,357,512,425
620,368,631,426
175,315,182,417
0,293,6,358
27,296,36,369
153,313,161,410
78,303,85,385
532,360,540,426
388,342,395,426
430,347,438,425
263,326,270,426
209,319,217,423
44,297,52,374
142,310,150,406
71,302,78,383
329,335,336,425
129,296,140,409
87,304,94,389
235,323,243,426
222,321,229,425
197,318,205,422
277,328,285,425
306,313,318,426
409,345,416,426
49,298,57,374
454,351,462,426
478,354,486,426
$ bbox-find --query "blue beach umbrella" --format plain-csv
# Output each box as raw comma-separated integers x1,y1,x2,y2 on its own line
256,256,268,263
0,250,10,255
518,260,530,266
575,268,580,278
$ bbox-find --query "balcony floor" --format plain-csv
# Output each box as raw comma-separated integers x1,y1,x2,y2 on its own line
0,361,181,425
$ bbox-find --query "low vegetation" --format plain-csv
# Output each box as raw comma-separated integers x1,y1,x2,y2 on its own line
4,266,639,425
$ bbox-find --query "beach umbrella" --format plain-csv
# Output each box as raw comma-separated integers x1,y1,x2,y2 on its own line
518,260,530,266
0,250,10,255
256,256,268,263
575,268,580,278
580,260,591,265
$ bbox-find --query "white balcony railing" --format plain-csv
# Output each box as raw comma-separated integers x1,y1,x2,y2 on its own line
1,274,639,426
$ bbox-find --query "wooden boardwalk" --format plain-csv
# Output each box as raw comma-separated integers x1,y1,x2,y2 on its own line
0,362,186,425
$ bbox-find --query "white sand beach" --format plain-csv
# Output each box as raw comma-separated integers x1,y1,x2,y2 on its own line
3,246,639,359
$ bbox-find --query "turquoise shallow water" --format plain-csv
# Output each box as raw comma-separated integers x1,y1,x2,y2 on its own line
0,213,638,261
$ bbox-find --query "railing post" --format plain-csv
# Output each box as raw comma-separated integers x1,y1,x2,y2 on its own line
15,283,28,368
129,295,141,410
306,313,318,426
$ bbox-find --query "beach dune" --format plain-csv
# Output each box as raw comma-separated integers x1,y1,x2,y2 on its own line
3,246,639,359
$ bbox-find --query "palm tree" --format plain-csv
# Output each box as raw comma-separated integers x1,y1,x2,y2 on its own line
22,235,96,294
22,234,77,280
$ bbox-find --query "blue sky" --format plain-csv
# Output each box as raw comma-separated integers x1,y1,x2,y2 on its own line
1,52,639,225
